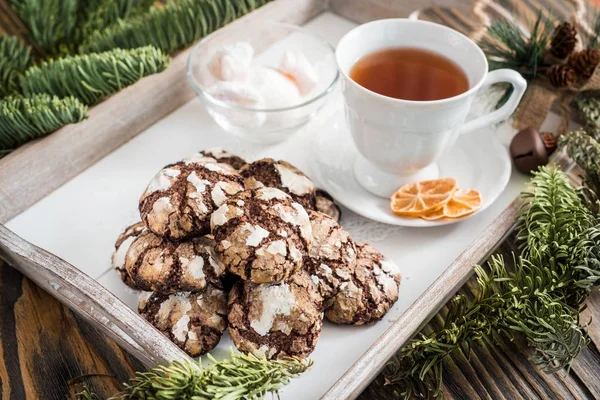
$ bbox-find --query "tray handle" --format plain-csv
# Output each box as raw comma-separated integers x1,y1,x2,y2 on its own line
0,224,192,369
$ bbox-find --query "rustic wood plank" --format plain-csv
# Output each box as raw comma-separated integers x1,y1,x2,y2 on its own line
0,261,140,399
0,0,327,224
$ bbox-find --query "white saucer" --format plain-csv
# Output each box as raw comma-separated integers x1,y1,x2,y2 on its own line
310,112,512,227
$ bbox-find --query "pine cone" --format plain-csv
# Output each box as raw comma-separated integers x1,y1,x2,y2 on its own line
547,64,576,88
567,48,600,79
550,22,578,59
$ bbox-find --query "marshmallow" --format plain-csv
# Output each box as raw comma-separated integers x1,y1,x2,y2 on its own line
278,50,319,96
206,81,266,127
208,42,254,81
249,66,302,109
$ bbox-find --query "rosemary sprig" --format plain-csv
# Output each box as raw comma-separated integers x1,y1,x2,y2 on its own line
79,0,271,54
559,129,600,198
0,94,88,154
113,351,312,399
9,0,78,55
0,35,31,98
21,46,170,106
479,12,553,79
385,166,600,399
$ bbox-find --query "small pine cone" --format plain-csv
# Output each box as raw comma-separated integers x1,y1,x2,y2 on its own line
540,132,557,155
567,48,600,79
547,64,576,88
550,22,578,59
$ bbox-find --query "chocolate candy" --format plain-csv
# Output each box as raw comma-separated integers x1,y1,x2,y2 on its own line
509,127,556,174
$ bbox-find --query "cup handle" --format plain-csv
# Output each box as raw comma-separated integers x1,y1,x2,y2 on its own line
459,69,527,135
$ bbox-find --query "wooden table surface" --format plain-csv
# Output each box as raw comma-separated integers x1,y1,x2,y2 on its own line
2,236,600,399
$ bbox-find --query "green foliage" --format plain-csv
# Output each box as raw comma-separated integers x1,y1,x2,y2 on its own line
572,95,600,141
0,35,31,98
559,129,600,198
112,351,312,400
10,0,79,54
590,13,600,49
74,0,155,46
385,166,600,399
79,0,271,54
479,12,553,79
21,46,170,105
0,94,88,153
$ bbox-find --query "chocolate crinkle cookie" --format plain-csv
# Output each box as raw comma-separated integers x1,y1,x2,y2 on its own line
239,158,316,210
199,148,246,170
210,187,312,283
325,242,401,325
124,230,226,293
139,154,244,240
112,222,147,288
228,269,323,360
315,189,341,222
305,210,356,300
138,285,227,357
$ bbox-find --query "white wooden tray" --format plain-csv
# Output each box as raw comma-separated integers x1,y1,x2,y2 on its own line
0,2,568,399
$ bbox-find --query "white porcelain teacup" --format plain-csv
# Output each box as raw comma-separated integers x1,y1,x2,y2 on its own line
336,19,527,198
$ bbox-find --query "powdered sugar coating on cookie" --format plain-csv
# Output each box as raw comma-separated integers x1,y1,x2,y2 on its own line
112,222,147,288
228,270,323,359
239,158,316,209
199,148,247,170
139,157,244,240
125,231,225,293
138,286,227,357
211,187,312,283
325,242,401,325
305,210,356,300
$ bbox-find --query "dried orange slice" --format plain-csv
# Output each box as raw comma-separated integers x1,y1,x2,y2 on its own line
443,188,482,218
420,207,446,221
390,178,456,217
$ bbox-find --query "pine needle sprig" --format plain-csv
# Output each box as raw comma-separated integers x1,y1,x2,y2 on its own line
479,11,553,79
74,0,155,46
589,13,600,49
559,129,600,198
385,166,600,399
113,351,312,400
571,96,600,141
20,46,170,106
0,94,88,153
79,0,271,54
9,0,78,55
0,35,31,98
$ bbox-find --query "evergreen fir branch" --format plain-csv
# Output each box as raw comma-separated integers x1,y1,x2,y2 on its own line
9,0,78,55
559,129,600,200
589,13,600,49
20,46,170,106
79,0,271,54
479,12,554,79
74,0,155,46
0,35,31,98
112,351,312,400
385,166,600,399
0,94,88,153
571,95,600,142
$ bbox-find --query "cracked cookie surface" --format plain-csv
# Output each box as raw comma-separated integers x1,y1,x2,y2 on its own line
305,210,356,300
315,189,341,222
325,242,401,325
138,286,227,357
211,187,312,283
199,148,246,170
112,221,147,288
227,269,323,360
139,154,244,240
125,231,226,293
239,158,316,210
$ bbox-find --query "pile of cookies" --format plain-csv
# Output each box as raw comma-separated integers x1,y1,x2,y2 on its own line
111,148,401,359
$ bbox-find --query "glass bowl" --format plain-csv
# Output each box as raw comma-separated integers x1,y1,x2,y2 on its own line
186,21,338,144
